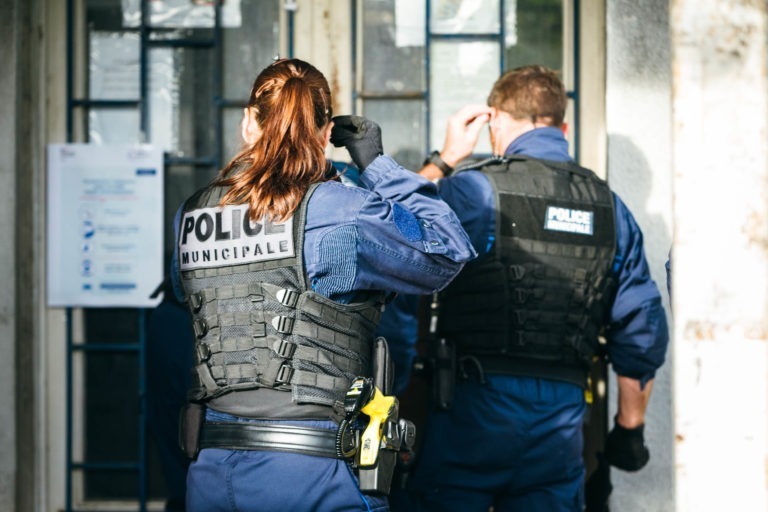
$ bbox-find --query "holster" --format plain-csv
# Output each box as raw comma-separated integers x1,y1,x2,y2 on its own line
357,337,416,495
178,402,205,460
430,337,456,410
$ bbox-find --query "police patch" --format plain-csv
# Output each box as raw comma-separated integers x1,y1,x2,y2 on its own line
179,204,294,270
544,206,594,235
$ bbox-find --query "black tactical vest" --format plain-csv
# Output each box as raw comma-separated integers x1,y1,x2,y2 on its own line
178,183,384,418
438,156,617,387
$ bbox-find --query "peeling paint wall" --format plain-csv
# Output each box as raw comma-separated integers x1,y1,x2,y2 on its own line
671,1,768,510
293,0,353,164
606,1,674,510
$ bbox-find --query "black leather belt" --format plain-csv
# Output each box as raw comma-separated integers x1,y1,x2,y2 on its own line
199,422,342,459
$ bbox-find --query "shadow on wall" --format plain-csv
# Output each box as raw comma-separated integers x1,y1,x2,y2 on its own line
606,132,674,512
607,133,671,298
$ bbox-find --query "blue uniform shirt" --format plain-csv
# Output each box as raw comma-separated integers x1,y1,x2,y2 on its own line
173,154,476,304
380,127,668,387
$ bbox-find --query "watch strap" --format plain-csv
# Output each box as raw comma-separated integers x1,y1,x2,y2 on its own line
423,150,454,176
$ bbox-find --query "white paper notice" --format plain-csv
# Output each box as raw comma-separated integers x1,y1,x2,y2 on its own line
47,144,164,307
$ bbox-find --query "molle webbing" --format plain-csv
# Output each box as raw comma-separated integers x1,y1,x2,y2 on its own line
180,183,383,411
439,156,616,386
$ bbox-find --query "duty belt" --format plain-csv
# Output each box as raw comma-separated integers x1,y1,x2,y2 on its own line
199,422,344,459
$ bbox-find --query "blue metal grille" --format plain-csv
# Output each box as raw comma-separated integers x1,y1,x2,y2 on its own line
63,1,294,510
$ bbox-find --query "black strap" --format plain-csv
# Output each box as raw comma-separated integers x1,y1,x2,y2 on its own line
199,422,341,458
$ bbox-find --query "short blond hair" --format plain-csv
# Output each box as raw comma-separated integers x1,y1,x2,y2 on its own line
487,65,567,127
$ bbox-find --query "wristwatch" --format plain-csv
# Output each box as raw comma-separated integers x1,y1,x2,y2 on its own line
423,150,454,176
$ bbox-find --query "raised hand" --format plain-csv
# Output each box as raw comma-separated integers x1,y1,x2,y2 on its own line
330,115,384,171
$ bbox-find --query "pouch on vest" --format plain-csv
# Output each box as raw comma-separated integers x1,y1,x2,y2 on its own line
179,402,205,460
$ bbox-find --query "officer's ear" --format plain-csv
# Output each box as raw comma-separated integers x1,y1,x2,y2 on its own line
322,120,334,148
560,121,569,137
241,107,261,145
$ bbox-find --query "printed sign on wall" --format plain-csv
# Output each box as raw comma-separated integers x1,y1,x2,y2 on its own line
47,144,164,307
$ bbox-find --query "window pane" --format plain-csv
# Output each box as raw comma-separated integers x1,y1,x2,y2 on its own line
363,100,426,172
362,0,426,93
431,0,500,34
122,0,243,29
223,108,246,162
504,0,563,71
430,41,498,153
173,48,216,159
148,48,181,152
223,0,280,100
89,32,140,100
88,109,141,144
86,0,124,31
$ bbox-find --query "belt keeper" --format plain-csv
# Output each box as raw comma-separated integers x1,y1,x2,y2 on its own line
275,364,294,384
193,318,208,339
195,343,211,362
273,339,296,358
189,293,204,313
272,315,295,334
276,288,300,308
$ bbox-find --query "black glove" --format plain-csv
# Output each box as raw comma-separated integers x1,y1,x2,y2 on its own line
330,115,383,171
605,420,650,471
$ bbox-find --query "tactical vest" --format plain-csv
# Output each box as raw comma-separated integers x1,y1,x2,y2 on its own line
438,156,617,387
178,183,384,417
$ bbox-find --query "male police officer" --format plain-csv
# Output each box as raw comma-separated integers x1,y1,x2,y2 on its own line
400,65,669,511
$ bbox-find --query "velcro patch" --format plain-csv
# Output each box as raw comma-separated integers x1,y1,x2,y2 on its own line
393,203,422,242
544,206,594,235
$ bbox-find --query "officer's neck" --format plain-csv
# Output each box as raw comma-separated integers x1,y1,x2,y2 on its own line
493,118,552,155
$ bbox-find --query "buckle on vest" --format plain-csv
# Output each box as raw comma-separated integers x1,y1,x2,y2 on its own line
274,339,297,359
272,316,295,334
195,343,211,362
508,265,526,281
189,293,204,313
193,318,208,339
276,288,300,308
513,289,529,304
275,364,295,384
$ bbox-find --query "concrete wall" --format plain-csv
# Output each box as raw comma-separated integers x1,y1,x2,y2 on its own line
0,0,19,506
0,0,62,509
606,1,674,511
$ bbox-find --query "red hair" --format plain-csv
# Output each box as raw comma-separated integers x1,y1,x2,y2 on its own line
217,59,332,222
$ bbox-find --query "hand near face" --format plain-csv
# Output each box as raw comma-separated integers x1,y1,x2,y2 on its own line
441,104,492,167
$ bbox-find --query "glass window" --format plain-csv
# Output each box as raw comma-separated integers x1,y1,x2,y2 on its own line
431,0,500,34
88,109,141,144
430,40,498,153
364,99,427,171
358,0,572,162
172,48,216,158
223,108,246,162
88,32,140,100
504,0,563,71
362,0,426,94
223,0,281,100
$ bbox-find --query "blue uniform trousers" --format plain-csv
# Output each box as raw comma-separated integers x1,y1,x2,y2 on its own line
186,415,389,512
402,376,585,512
